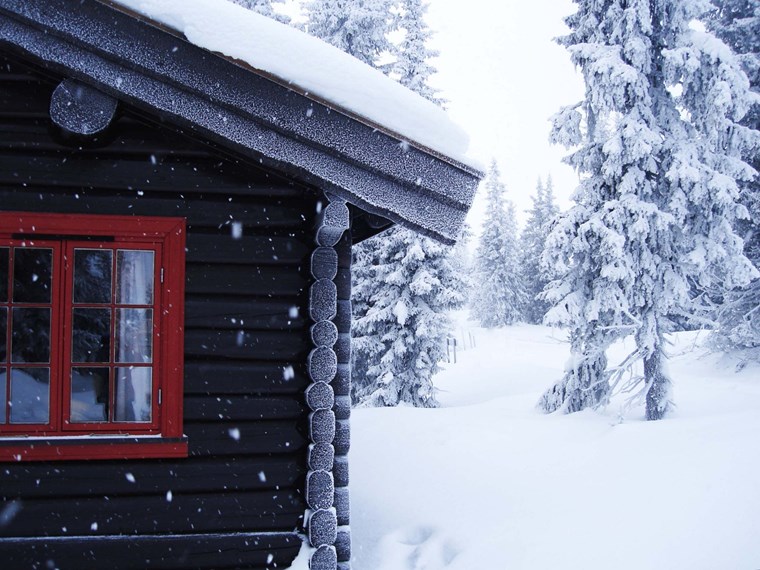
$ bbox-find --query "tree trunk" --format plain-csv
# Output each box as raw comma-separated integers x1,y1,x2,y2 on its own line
644,342,671,421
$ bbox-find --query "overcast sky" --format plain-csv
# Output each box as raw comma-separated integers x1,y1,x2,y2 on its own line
424,0,584,234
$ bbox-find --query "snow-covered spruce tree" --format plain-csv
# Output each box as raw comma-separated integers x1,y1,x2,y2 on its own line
706,0,760,360
351,199,470,408
349,234,379,403
450,222,474,284
389,0,444,105
303,0,395,67
351,226,468,407
519,177,549,326
519,175,560,325
541,0,758,419
229,0,290,24
470,161,525,327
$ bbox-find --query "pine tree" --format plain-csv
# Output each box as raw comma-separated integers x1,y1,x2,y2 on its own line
541,0,758,419
520,175,560,325
470,161,525,327
706,0,760,360
543,175,560,235
450,222,474,284
350,238,379,402
351,227,468,407
389,0,443,105
303,0,395,67
229,0,290,24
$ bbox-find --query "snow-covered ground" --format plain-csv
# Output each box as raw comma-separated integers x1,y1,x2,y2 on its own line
350,313,760,569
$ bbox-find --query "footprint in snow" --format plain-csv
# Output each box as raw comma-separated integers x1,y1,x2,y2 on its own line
398,526,461,569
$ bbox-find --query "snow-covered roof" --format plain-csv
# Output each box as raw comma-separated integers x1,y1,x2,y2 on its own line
111,0,479,172
0,0,482,243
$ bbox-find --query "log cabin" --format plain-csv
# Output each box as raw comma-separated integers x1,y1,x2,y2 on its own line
0,1,480,568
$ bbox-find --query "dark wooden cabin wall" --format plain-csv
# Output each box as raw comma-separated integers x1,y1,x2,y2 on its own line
0,54,316,568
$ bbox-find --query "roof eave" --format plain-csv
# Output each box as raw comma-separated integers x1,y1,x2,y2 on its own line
0,0,481,243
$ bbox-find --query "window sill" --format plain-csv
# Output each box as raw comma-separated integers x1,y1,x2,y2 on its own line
0,435,188,462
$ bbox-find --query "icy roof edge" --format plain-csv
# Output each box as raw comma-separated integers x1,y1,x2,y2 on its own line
107,0,484,173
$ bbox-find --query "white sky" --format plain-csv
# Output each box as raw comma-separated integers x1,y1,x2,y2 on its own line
281,0,585,235
425,0,584,235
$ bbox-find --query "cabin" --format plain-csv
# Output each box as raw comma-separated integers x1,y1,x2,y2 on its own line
0,1,480,569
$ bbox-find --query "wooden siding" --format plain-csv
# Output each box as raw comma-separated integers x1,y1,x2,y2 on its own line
0,53,315,568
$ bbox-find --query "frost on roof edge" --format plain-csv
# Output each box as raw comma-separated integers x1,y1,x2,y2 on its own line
106,0,483,174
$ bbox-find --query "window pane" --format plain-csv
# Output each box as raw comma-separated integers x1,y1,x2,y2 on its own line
115,367,152,422
0,308,6,363
9,367,49,424
0,247,8,302
116,250,154,305
115,309,152,363
72,308,111,363
74,249,112,304
70,367,109,423
0,370,6,423
11,308,50,363
13,248,52,303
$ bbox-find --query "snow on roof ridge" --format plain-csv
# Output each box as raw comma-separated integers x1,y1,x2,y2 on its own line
109,0,482,172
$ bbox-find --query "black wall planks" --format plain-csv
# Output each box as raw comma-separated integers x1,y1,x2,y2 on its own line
0,50,317,568
1,455,303,498
0,491,305,537
183,361,308,395
0,533,302,570
185,420,308,457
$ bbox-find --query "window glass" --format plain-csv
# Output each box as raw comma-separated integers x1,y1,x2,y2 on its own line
13,248,52,303
115,367,152,422
11,307,50,363
0,307,6,364
70,367,109,422
74,249,112,304
9,367,49,424
117,250,154,305
72,308,111,363
115,308,153,363
0,247,8,302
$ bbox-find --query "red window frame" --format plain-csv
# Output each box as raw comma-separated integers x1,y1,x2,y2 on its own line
0,212,187,461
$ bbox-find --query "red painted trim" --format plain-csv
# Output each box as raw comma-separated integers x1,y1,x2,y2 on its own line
0,212,184,241
0,438,188,462
0,212,186,460
160,220,186,439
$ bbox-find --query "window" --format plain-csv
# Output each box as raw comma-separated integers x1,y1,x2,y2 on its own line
0,213,186,461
